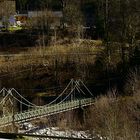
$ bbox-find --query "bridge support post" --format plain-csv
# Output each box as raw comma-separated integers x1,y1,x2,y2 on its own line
2,88,6,117
78,100,86,125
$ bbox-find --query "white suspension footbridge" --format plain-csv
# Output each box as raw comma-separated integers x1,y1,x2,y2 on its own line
0,79,95,139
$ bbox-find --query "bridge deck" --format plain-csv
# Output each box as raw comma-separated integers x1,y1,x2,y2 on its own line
0,98,94,127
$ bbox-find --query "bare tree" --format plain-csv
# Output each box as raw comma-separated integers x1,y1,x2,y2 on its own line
63,1,84,41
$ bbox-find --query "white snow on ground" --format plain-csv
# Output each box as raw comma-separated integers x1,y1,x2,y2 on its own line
18,122,105,140
32,129,92,140
0,139,13,140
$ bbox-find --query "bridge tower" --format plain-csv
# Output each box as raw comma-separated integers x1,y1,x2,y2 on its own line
0,88,18,133
1,89,14,116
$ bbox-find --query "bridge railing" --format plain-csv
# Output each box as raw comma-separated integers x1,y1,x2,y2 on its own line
0,98,94,127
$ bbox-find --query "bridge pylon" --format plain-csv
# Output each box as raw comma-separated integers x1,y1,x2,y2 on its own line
0,88,18,133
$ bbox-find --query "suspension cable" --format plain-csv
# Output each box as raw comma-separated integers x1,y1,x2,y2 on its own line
0,79,92,109
58,84,77,105
9,91,35,108
75,84,86,96
0,88,8,95
79,80,94,97
10,79,74,108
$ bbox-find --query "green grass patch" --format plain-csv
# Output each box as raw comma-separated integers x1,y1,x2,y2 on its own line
8,26,23,32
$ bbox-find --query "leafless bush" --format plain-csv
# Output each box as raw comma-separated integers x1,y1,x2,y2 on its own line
85,90,139,140
125,67,140,95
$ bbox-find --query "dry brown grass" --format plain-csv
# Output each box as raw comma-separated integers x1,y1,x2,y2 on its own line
0,42,103,74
